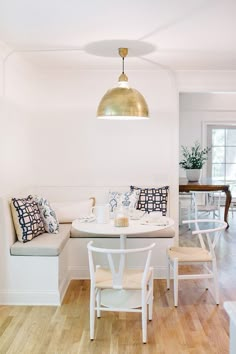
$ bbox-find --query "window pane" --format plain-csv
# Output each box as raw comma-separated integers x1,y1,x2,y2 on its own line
226,164,236,180
226,129,236,146
226,147,236,163
212,147,225,163
212,129,225,146
207,126,236,181
212,164,224,180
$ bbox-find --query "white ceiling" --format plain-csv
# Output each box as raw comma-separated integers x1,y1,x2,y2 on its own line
0,0,236,70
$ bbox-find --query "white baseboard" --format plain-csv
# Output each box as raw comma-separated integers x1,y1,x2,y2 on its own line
0,290,61,306
0,266,168,306
59,271,71,302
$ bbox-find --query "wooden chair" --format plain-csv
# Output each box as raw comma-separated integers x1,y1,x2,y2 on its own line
87,241,155,343
166,219,227,307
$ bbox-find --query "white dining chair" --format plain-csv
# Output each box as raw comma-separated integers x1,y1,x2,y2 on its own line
191,191,222,220
166,219,227,307
229,182,236,217
87,241,155,343
179,192,194,228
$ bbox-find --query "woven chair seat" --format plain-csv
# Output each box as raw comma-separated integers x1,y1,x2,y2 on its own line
167,246,212,262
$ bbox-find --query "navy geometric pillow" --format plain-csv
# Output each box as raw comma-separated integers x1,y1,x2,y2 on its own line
11,195,45,242
130,186,169,215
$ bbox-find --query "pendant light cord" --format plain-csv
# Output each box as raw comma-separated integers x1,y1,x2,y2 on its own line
118,48,128,82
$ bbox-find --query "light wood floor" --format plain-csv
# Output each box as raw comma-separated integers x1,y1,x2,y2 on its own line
1,216,236,354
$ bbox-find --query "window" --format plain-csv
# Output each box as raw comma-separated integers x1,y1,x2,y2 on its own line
207,125,236,182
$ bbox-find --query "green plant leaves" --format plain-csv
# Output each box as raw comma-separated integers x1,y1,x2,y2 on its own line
179,141,211,170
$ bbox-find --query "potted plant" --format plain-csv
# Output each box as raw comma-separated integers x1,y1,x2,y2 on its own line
179,141,211,182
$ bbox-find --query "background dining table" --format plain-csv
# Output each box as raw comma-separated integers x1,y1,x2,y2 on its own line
179,177,232,228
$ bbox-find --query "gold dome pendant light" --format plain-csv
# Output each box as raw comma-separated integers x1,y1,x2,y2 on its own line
97,48,149,120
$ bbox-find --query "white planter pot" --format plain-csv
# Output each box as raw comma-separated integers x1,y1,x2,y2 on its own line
186,169,202,182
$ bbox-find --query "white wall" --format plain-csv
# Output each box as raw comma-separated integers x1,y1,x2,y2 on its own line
179,91,236,178
2,58,236,229
3,61,236,228
3,50,236,303
0,48,37,295
0,51,35,195
176,71,236,93
0,59,180,301
28,68,179,222
0,49,179,261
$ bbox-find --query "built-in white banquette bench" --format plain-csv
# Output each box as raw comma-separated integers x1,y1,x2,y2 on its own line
0,186,176,306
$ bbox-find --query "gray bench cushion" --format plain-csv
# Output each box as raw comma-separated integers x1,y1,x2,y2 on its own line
10,224,71,256
70,226,175,238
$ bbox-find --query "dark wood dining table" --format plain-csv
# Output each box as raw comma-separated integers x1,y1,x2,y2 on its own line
179,177,232,228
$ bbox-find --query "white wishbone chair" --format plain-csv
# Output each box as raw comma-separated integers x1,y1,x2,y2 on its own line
192,191,222,219
166,219,227,307
87,241,155,343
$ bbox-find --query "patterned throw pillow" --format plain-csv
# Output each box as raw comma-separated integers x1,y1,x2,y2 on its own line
10,195,45,242
34,196,59,234
108,190,141,213
130,185,169,215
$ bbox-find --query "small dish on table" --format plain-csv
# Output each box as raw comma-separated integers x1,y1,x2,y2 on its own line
140,212,169,226
129,209,145,220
